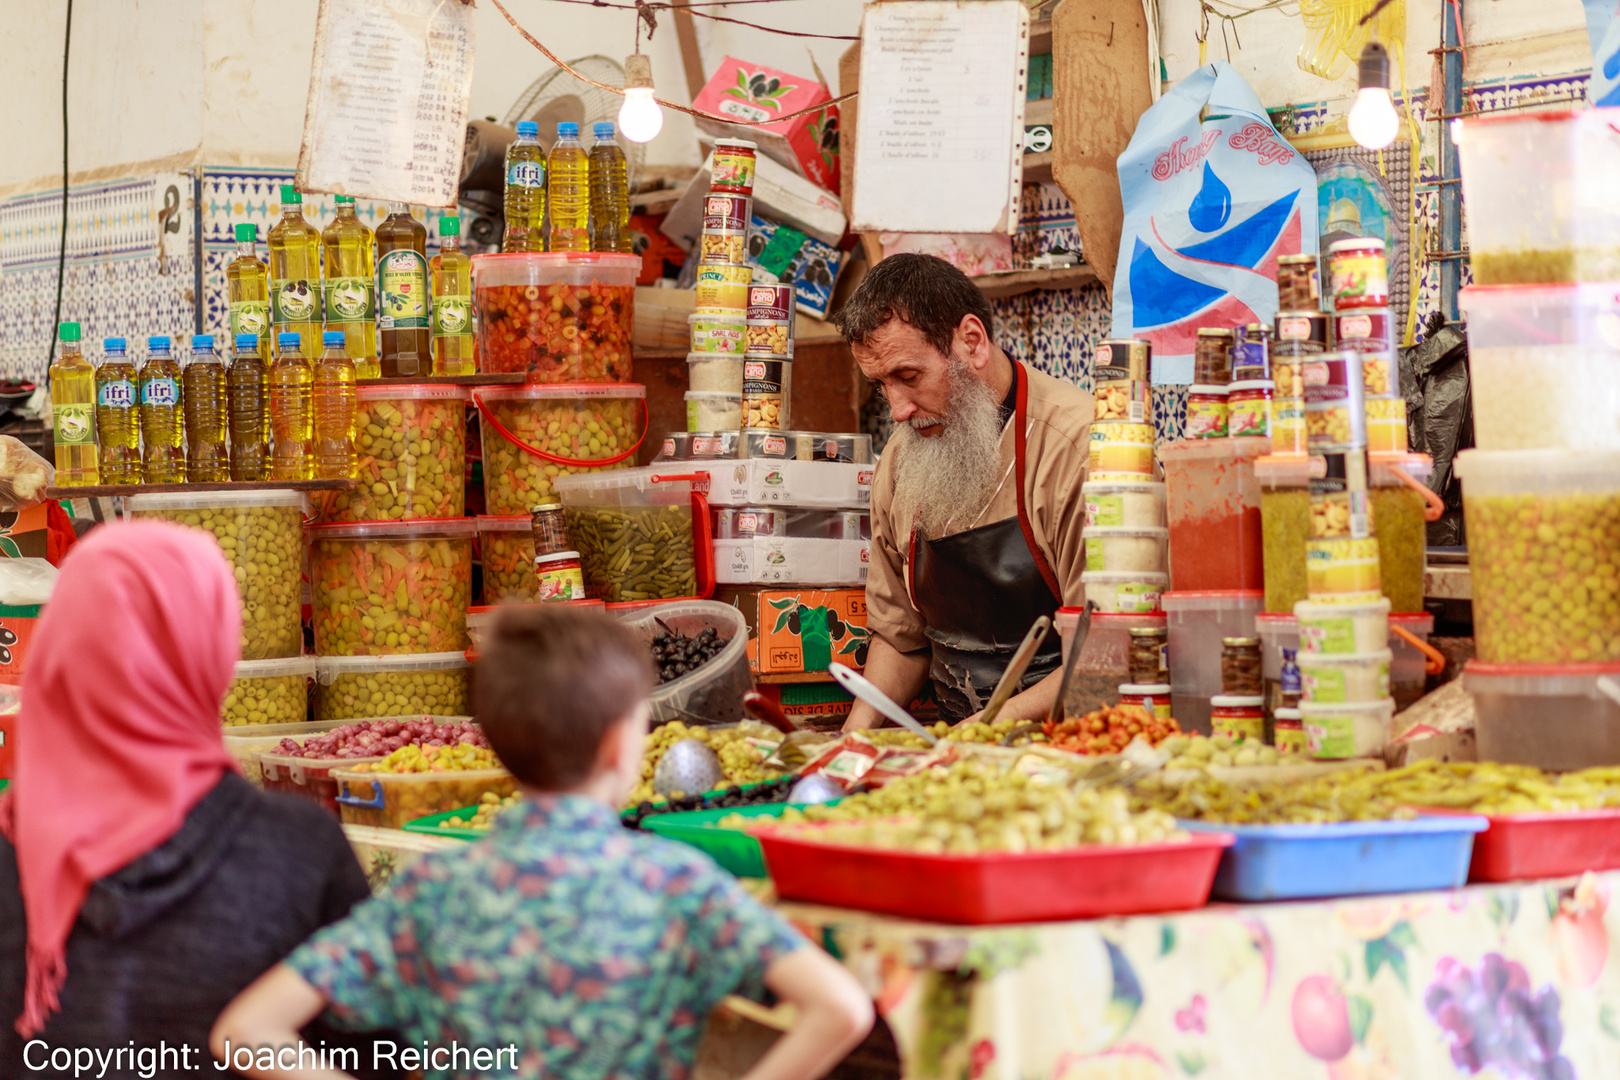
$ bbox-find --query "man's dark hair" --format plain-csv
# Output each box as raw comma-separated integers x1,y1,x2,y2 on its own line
831,252,995,358
476,605,653,790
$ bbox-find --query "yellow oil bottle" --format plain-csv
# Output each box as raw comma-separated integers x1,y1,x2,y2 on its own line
376,204,431,378
589,122,632,253
50,322,99,486
139,335,185,483
321,195,379,379
228,332,270,481
270,331,314,481
313,330,358,480
94,336,141,484
503,120,546,252
227,224,271,369
431,214,474,375
548,122,591,252
267,186,322,360
183,334,229,482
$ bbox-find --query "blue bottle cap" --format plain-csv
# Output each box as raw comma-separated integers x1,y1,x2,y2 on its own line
516,121,539,137
103,337,126,352
192,334,214,350
234,333,258,351
148,336,171,349
593,122,616,139
323,331,346,348
557,122,579,137
277,332,302,350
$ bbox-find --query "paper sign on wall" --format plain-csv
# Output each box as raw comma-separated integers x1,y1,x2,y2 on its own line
851,1,1029,234
297,0,475,207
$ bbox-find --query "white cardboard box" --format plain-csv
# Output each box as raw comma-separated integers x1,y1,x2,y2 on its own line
696,459,872,509
715,536,869,586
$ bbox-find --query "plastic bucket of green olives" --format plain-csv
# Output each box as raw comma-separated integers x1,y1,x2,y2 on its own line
315,652,472,720
553,467,712,604
223,655,316,728
125,489,308,660
1457,448,1620,664
474,383,648,517
308,518,477,655
476,515,538,603
320,385,469,523
619,600,753,726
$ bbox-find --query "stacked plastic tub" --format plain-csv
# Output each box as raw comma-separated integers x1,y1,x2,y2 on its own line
1452,109,1620,768
1083,339,1169,615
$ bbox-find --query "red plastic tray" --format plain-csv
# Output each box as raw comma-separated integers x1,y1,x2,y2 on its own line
757,827,1234,924
1464,807,1620,882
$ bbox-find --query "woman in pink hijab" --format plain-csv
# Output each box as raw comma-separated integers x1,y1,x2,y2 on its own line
0,521,375,1072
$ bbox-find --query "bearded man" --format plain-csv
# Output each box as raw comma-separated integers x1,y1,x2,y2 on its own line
833,253,1095,729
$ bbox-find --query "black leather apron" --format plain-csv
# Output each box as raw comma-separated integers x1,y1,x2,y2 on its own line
906,365,1063,722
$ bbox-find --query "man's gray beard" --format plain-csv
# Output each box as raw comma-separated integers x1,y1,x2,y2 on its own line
890,359,1007,541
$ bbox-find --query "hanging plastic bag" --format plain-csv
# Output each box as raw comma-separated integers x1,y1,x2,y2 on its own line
1111,62,1319,384
1588,0,1620,106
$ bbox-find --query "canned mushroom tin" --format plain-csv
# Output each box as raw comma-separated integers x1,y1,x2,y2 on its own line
1273,311,1329,356
1095,339,1152,423
1335,308,1396,352
744,283,795,356
1302,351,1367,451
742,357,792,429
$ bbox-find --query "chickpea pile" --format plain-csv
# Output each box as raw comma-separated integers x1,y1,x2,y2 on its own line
1310,492,1372,538
1305,405,1355,445
1363,356,1395,396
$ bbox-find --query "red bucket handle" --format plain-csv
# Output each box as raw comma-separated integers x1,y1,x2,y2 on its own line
471,386,648,469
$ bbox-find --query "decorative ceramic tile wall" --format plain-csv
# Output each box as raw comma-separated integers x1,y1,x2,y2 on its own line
0,174,194,381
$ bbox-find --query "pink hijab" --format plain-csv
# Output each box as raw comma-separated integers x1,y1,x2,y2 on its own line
0,520,241,1036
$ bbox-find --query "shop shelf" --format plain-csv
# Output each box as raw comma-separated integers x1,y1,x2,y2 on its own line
758,826,1233,924
1180,816,1487,901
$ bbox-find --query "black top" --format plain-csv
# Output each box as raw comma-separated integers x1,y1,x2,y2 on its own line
0,773,388,1080
997,358,1018,426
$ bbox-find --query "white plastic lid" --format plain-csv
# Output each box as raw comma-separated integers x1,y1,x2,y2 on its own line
1370,452,1435,487
1158,437,1270,462
1082,480,1165,494
314,652,472,682
713,138,758,151
127,489,309,511
1119,683,1172,694
1228,379,1276,394
477,383,645,402
553,465,701,496
233,656,318,679
685,390,742,400
476,515,533,533
1082,526,1170,540
1275,707,1303,721
1297,649,1394,666
308,517,477,540
1188,384,1231,397
1295,597,1390,620
1299,698,1396,716
1328,237,1385,253
1211,695,1265,708
1454,448,1620,497
688,312,744,324
688,353,744,363
1080,571,1171,585
1255,612,1300,628
535,550,581,566
1253,454,1316,486
355,384,469,402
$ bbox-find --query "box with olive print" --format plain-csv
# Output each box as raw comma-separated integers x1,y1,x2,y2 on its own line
716,585,869,675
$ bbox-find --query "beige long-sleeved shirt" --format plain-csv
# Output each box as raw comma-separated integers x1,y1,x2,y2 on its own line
866,363,1095,653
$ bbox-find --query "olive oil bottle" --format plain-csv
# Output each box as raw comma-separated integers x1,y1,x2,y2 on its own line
270,331,314,481
182,334,229,482
547,122,591,252
430,215,474,375
139,336,185,483
376,204,430,377
50,322,99,486
94,336,141,484
313,331,358,479
321,196,379,379
228,332,270,481
226,224,271,368
267,186,322,360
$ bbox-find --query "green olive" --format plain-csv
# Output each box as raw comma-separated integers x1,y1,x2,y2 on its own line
480,398,640,516
324,397,466,522
316,667,471,721
221,672,309,727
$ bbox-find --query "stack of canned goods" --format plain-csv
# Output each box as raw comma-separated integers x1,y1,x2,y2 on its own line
1186,328,1233,438
1093,339,1151,424
1329,240,1406,454
743,282,794,430
687,139,758,432
1302,351,1380,605
1271,309,1327,454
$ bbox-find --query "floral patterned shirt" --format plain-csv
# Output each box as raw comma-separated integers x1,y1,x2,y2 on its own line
286,795,806,1080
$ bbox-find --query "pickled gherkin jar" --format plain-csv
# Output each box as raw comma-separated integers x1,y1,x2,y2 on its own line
126,490,309,659
553,467,703,603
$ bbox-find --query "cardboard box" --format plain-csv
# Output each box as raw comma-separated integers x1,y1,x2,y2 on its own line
747,215,846,320
718,585,869,675
715,536,868,587
693,56,840,193
702,459,871,509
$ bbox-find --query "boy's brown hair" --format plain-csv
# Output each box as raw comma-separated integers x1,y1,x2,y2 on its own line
476,605,654,789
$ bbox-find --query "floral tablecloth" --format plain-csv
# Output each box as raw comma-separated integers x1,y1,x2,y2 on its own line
779,873,1620,1080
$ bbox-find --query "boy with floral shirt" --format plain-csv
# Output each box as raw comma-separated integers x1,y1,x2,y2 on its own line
213,606,872,1080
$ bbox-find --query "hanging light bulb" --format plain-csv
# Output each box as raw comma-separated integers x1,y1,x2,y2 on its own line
1347,42,1399,150
619,53,664,143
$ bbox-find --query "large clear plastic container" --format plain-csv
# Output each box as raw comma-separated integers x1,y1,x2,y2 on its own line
1458,284,1620,451
476,515,537,604
259,715,478,815
1389,612,1435,710
475,383,646,516
1456,448,1620,663
1370,452,1434,614
1464,661,1620,770
321,385,468,522
222,718,353,785
308,518,476,655
470,252,639,381
620,600,753,725
1452,109,1620,285
1160,436,1269,592
222,656,316,728
315,652,472,720
334,765,517,829
1163,590,1264,734
125,489,308,660
1053,607,1168,719
553,467,711,604
1254,454,1311,614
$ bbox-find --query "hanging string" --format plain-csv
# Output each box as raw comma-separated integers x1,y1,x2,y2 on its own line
489,0,858,123
530,0,858,40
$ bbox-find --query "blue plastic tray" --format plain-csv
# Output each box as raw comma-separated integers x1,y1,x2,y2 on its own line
1180,816,1489,902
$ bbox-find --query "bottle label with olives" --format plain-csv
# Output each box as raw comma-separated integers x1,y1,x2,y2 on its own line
432,294,472,339
271,280,319,326
323,277,376,322
52,403,94,446
229,300,269,339
378,250,430,330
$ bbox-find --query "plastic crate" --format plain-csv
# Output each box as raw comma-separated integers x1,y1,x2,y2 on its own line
1462,808,1620,882
1180,817,1488,901
758,826,1233,924
643,803,807,878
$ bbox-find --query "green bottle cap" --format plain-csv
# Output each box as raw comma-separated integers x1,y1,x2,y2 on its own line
279,184,302,205
58,322,81,343
335,195,355,204
234,222,257,243
439,215,460,236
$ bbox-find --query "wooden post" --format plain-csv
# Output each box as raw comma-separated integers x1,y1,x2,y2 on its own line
670,0,708,102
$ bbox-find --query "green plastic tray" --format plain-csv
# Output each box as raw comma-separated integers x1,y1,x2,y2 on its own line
619,778,788,824
402,805,495,841
644,803,814,878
